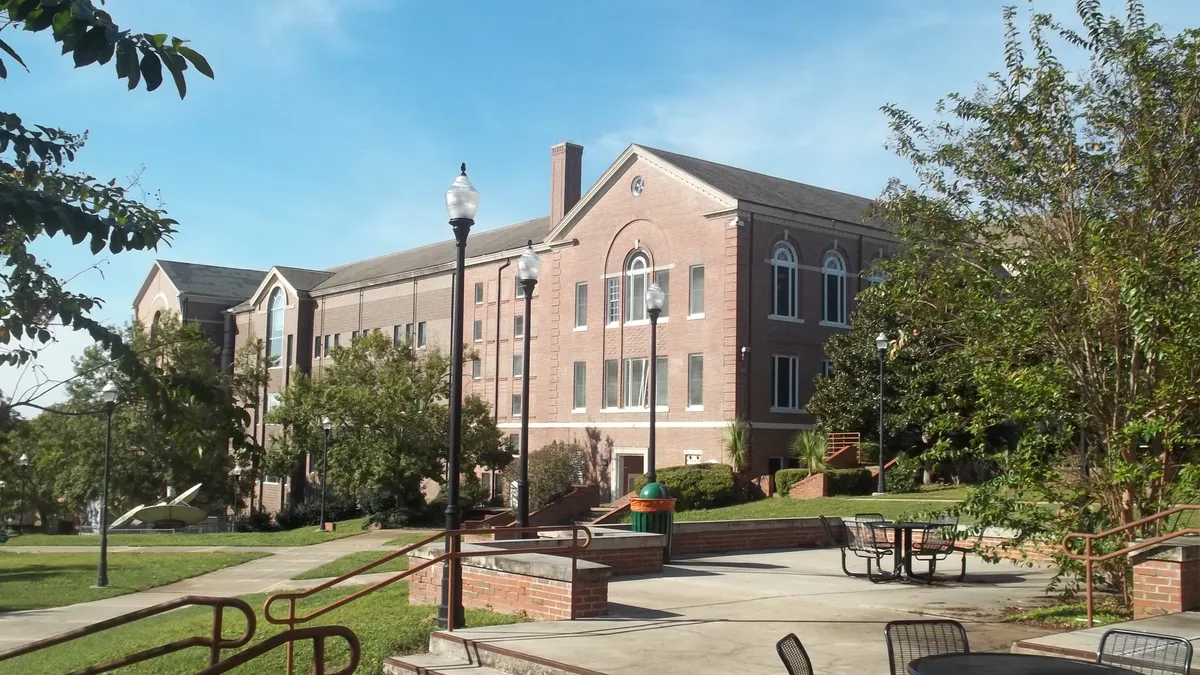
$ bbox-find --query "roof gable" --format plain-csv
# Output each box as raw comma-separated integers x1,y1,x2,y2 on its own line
151,260,266,302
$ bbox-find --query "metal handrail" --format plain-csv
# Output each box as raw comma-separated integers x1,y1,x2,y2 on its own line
196,625,361,675
0,595,256,674
262,524,593,674
1061,505,1200,627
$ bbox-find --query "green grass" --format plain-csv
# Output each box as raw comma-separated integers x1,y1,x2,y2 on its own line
0,583,522,675
385,532,438,547
0,551,268,612
5,517,369,548
670,497,965,523
293,534,430,581
1006,599,1131,629
875,485,973,500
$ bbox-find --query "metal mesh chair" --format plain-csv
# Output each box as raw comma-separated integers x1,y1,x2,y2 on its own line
912,517,965,583
776,633,814,675
884,620,969,675
1097,629,1192,675
836,518,894,578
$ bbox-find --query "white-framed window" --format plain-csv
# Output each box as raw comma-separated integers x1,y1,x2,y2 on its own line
867,256,885,287
655,355,667,408
515,276,526,299
574,282,588,329
471,358,481,380
417,321,427,347
625,253,649,322
689,265,705,317
513,353,523,379
653,269,669,318
266,287,285,366
772,355,801,411
684,452,703,465
603,359,618,409
264,393,281,419
404,323,413,342
623,357,649,408
572,361,586,411
392,325,401,346
313,335,321,359
822,250,847,325
351,330,359,343
771,243,798,319
514,315,524,339
606,277,620,325
473,320,483,342
474,282,484,304
688,353,703,408
511,393,522,417
333,333,341,347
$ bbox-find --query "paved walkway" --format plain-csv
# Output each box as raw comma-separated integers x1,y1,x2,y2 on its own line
0,545,289,554
0,529,398,652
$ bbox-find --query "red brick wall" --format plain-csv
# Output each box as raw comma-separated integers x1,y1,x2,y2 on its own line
789,474,827,498
577,546,663,576
672,518,830,556
1132,558,1200,619
528,485,601,526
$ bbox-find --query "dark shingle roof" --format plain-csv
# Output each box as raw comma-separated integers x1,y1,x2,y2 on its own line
641,146,882,227
313,216,553,292
275,266,334,292
156,260,266,301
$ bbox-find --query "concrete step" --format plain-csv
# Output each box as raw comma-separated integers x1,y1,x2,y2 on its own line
427,631,599,675
383,652,509,675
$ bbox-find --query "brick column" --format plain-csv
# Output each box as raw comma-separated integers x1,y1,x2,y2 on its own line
1130,538,1200,619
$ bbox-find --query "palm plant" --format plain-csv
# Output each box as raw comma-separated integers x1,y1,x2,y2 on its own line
723,419,750,472
791,430,828,472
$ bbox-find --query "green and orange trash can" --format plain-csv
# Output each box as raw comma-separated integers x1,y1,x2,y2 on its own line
630,482,676,562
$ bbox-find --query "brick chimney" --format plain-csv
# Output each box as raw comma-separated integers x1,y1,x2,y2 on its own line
550,142,583,224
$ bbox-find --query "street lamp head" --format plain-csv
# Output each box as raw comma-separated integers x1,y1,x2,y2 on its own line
101,380,119,405
0,480,6,489
232,465,242,477
322,416,333,431
18,453,29,467
875,332,889,352
645,283,666,313
517,240,541,282
445,163,480,221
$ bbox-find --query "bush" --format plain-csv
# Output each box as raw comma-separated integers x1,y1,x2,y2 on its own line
886,454,921,493
826,468,874,496
275,494,362,530
504,441,587,510
361,487,439,529
776,469,815,496
633,463,737,511
234,511,277,532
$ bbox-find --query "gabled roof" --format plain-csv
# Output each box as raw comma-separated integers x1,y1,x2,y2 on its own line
312,216,554,293
155,260,266,301
274,266,333,292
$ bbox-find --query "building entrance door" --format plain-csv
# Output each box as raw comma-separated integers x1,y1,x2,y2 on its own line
619,455,644,496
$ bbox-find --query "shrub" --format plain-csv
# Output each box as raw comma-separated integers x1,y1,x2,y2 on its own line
825,468,874,496
275,493,362,530
886,454,921,493
722,419,750,471
776,469,815,496
504,440,587,510
234,511,276,532
633,463,737,510
790,431,828,471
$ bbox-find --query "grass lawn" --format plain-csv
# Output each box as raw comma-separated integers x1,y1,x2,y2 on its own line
671,496,964,523
5,517,369,548
0,583,521,675
293,534,430,581
1006,599,1131,629
876,484,973,500
385,532,439,547
0,551,268,612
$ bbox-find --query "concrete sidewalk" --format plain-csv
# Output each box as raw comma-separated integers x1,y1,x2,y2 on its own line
0,528,398,652
0,545,289,554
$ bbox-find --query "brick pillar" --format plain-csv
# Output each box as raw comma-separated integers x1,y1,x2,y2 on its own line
1130,539,1200,619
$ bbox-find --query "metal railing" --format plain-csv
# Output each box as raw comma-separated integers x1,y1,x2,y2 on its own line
196,625,360,675
0,595,257,673
262,524,593,674
1062,505,1200,627
827,432,862,459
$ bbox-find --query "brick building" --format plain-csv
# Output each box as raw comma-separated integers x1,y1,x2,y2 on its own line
133,142,895,510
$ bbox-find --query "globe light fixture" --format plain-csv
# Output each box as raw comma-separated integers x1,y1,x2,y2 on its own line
645,282,666,484
445,163,479,221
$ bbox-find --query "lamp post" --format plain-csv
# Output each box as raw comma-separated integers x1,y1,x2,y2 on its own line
515,241,541,530
439,162,478,629
96,380,119,588
875,333,888,494
231,465,242,525
0,480,6,531
18,453,29,534
645,283,666,484
319,417,332,532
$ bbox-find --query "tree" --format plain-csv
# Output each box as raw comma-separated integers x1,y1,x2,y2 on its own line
0,0,212,414
867,1,1200,595
231,338,269,511
790,430,827,472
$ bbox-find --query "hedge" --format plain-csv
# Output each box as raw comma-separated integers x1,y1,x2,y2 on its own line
775,467,874,497
633,463,737,510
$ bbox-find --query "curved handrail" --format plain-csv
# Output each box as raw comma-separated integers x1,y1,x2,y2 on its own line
0,595,256,673
196,625,361,675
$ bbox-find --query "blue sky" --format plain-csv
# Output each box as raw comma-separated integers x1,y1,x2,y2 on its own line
4,0,1199,406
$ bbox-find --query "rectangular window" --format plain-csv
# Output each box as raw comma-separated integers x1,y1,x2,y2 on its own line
265,393,281,415
511,393,522,417
324,335,332,353
474,282,484,305
623,357,649,409
606,277,620,325
472,358,481,380
574,282,588,329
653,269,669,318
313,335,321,359
393,325,401,346
513,314,524,339
513,353,523,379
626,271,647,322
333,333,341,347
473,319,483,342
655,355,668,408
572,361,586,410
689,265,705,316
405,323,413,342
772,355,800,410
417,321,427,347
603,359,619,409
688,353,704,407
515,276,525,299
351,330,359,343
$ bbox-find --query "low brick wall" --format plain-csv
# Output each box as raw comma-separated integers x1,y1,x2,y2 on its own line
484,528,664,576
407,543,612,620
1130,538,1200,620
789,474,827,498
672,517,834,556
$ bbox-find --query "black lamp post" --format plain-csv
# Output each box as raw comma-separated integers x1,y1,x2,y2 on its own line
97,380,119,588
439,162,478,629
515,241,541,529
318,417,332,531
875,332,888,494
17,453,28,534
645,283,666,484
231,465,242,524
0,480,7,531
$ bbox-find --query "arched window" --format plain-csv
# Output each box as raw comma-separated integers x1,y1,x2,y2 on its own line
625,252,649,322
770,243,798,319
822,251,847,325
149,310,162,343
266,288,285,365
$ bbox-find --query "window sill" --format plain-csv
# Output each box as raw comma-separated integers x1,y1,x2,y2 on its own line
624,319,649,327
770,406,805,414
573,326,587,332
603,406,669,413
686,405,704,412
473,339,483,343
606,322,620,329
819,321,850,329
572,408,586,414
687,313,705,320
768,315,804,324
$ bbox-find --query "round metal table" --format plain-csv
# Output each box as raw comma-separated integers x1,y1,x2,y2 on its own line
909,653,1137,674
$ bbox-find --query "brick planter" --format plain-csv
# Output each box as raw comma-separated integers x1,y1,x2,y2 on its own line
1130,537,1200,619
788,474,828,499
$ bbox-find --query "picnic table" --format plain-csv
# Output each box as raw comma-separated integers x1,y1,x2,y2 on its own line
870,521,934,582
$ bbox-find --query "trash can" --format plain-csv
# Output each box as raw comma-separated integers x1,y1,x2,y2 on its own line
630,482,676,562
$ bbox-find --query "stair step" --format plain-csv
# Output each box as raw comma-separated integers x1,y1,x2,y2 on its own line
428,632,588,675
383,652,509,675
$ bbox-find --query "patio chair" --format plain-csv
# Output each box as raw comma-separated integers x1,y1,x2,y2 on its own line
776,633,814,675
833,518,894,578
884,619,969,675
912,517,965,583
1097,629,1192,675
